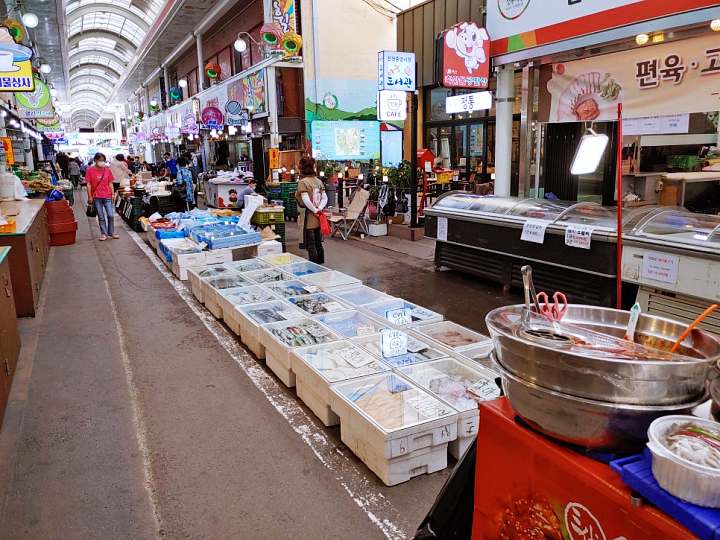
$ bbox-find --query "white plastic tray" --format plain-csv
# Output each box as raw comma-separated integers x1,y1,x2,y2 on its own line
264,279,321,299
242,267,295,284
260,252,306,266
351,333,449,368
221,286,280,335
332,286,392,307
287,293,349,316
292,341,389,426
222,258,272,273
313,310,388,338
362,298,443,327
279,261,329,278
202,274,253,320
299,270,361,291
412,320,492,352
187,265,239,304
235,301,303,359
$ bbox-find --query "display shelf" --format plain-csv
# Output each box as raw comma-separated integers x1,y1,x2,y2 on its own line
260,252,306,266
219,286,279,335
352,333,449,368
332,286,393,307
242,267,294,284
292,341,389,426
235,300,303,359
299,270,362,292
187,265,239,304
202,275,253,320
398,358,501,459
279,261,329,277
222,258,272,273
412,320,492,353
330,372,458,486
313,310,388,338
287,293,349,316
362,298,443,327
259,318,340,387
264,279,320,299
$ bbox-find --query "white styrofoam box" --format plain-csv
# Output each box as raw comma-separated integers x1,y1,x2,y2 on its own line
313,310,389,339
187,265,239,304
172,260,192,281
241,267,295,285
259,318,340,387
202,274,254,320
279,261,329,279
286,293,350,316
351,333,450,369
263,279,321,299
291,341,389,427
339,413,448,486
411,320,492,354
332,286,393,307
362,298,443,328
222,258,272,273
148,231,159,250
452,344,499,374
235,301,304,359
171,250,205,269
330,372,457,485
258,239,283,257
299,270,361,292
397,358,501,460
217,286,278,333
204,250,233,265
368,223,388,237
260,252,306,266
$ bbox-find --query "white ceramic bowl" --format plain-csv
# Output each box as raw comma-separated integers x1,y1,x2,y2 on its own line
647,415,720,508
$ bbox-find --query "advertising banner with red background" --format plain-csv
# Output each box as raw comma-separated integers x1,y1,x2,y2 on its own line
488,0,720,57
437,22,490,89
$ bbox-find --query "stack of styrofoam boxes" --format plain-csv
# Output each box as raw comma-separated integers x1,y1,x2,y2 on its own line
202,274,253,320
159,238,204,275
330,372,459,486
187,265,235,304
258,318,341,387
233,300,304,360
410,320,495,374
257,239,283,257
291,341,390,427
397,358,500,459
221,286,280,336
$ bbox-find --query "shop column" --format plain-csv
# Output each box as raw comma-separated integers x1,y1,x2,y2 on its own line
494,65,514,197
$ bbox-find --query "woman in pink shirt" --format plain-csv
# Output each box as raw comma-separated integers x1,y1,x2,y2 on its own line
85,152,118,241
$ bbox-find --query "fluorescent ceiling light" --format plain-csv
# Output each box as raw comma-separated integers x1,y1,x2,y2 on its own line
571,129,610,175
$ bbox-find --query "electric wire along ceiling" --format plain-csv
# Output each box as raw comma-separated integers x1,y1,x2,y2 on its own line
64,0,165,128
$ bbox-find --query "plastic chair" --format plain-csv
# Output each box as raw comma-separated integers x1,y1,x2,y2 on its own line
329,188,370,240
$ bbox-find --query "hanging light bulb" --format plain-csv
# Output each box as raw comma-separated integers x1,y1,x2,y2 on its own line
150,99,158,107
49,88,57,97
711,19,720,32
22,13,39,28
234,37,248,53
178,79,188,88
39,63,51,74
635,33,649,46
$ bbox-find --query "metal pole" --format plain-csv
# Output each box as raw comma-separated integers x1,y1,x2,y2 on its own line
196,33,205,92
616,103,624,309
410,89,418,228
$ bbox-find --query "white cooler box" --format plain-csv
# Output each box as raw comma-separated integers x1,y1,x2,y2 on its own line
332,286,392,307
330,372,459,486
291,341,389,426
220,286,279,336
187,265,238,304
202,274,253,320
362,298,443,328
258,240,283,257
222,258,272,273
351,332,450,368
299,270,361,292
312,310,389,339
411,320,492,356
398,358,501,459
241,267,294,285
264,279,322,299
259,318,340,387
260,252,306,266
234,301,303,359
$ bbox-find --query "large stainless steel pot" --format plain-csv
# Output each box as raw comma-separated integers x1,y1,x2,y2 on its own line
496,359,709,451
486,305,720,405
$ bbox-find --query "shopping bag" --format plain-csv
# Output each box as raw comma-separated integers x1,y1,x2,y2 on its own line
86,202,97,218
317,212,331,236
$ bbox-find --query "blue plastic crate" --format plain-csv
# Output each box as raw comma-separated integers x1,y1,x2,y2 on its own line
610,450,720,539
155,229,186,240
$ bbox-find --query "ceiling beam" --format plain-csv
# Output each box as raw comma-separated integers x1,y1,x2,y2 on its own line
66,3,150,33
69,63,122,80
68,30,138,57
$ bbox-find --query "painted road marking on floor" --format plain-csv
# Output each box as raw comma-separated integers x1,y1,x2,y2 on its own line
125,227,409,540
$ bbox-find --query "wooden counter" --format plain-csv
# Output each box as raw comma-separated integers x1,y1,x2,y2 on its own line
0,200,49,317
0,246,20,424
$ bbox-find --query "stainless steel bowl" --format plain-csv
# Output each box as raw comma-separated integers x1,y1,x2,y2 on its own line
496,359,709,451
486,305,720,405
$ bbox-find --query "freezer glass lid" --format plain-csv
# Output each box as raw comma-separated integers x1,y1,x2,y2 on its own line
315,310,388,338
364,299,442,325
630,209,720,246
434,193,520,214
288,293,347,315
352,333,449,367
204,275,250,290
414,321,491,351
218,285,277,306
332,373,456,433
295,341,389,383
243,268,293,283
194,265,238,279
507,198,574,220
300,270,361,289
239,300,300,325
280,261,328,277
265,279,319,298
333,286,391,306
223,258,272,272
266,318,338,348
554,202,617,230
260,252,306,266
398,358,501,412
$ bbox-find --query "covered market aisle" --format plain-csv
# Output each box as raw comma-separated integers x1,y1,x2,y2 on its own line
0,199,515,539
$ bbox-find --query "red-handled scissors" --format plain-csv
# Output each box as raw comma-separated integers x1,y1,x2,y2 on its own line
537,291,568,322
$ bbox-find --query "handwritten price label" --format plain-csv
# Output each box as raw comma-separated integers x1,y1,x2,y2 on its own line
521,220,548,244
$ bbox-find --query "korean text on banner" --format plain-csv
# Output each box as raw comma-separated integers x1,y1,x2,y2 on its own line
437,22,490,89
378,51,416,92
545,33,720,123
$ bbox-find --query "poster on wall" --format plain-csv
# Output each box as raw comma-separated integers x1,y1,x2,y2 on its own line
545,33,720,123
227,71,267,117
487,0,719,57
224,100,250,126
0,26,34,91
437,22,490,89
311,120,381,161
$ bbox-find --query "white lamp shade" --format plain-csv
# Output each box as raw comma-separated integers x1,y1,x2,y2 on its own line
39,63,51,74
234,38,248,53
22,13,39,28
571,132,610,175
178,79,188,88
150,99,158,107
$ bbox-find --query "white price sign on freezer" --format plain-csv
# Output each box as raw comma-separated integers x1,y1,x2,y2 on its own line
641,251,679,284
565,224,594,249
521,220,548,244
436,217,448,242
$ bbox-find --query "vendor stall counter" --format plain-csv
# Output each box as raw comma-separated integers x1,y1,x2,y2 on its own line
0,246,20,425
0,200,49,316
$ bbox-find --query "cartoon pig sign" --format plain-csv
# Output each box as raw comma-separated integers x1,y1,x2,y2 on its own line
439,22,490,89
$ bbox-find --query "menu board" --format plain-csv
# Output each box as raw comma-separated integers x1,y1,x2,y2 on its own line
311,121,381,161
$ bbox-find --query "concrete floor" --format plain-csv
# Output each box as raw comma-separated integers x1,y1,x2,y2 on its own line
0,203,519,540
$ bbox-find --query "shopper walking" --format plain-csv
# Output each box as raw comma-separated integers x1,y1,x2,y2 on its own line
175,156,195,212
86,153,117,241
68,158,81,188
296,156,327,264
163,152,178,179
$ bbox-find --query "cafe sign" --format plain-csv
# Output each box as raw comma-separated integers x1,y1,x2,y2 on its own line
0,26,34,91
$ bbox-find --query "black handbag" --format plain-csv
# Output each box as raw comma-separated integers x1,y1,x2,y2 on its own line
86,201,97,217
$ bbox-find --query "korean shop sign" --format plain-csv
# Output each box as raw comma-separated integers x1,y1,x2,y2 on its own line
200,106,224,130
437,23,490,89
445,91,492,114
487,0,719,57
545,33,720,123
16,78,54,118
0,26,34,91
378,51,415,92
